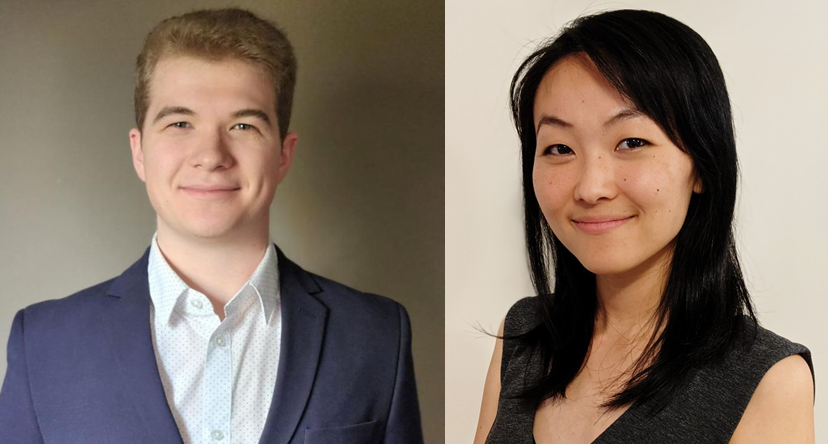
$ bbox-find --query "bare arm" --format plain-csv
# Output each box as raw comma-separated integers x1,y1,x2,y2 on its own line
729,354,815,443
473,319,505,444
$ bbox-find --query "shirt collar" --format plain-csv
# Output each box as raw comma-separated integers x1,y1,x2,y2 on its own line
245,240,280,325
147,233,280,325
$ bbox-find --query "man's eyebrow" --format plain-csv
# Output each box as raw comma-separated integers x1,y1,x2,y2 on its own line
153,106,195,124
603,107,644,128
232,108,271,125
535,114,572,135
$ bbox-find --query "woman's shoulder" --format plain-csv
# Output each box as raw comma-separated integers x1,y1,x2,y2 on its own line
503,296,541,336
725,319,815,441
596,316,814,441
728,317,813,379
687,317,813,400
679,317,814,427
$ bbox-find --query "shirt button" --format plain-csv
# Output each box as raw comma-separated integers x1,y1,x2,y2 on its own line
211,429,224,441
190,299,203,309
215,336,227,347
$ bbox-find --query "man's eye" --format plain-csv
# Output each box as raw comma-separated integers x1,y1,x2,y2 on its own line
232,123,255,131
617,138,650,150
170,122,191,129
543,144,574,156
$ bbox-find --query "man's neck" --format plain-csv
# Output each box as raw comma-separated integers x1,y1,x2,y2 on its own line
155,224,271,310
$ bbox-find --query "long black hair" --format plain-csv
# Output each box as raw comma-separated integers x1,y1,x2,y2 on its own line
510,9,756,412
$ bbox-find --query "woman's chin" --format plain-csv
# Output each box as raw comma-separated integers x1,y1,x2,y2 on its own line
576,257,637,277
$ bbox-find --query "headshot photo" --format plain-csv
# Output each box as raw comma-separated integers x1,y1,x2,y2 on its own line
0,1,443,443
447,0,826,443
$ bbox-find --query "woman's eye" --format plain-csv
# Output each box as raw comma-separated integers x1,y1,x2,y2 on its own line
543,144,574,156
617,138,650,150
232,123,255,131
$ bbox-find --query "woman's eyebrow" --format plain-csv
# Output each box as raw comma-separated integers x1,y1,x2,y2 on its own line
535,108,644,135
603,107,643,128
535,114,572,135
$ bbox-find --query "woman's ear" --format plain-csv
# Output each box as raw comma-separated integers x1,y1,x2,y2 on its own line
693,175,703,194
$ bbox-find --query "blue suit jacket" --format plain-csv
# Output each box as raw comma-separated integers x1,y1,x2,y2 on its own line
0,247,423,444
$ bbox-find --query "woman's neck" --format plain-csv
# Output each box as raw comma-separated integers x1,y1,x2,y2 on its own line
594,245,673,338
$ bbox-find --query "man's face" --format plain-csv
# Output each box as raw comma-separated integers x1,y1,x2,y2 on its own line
130,56,296,243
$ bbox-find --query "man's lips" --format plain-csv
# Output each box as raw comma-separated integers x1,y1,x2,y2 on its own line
571,215,634,234
180,185,241,197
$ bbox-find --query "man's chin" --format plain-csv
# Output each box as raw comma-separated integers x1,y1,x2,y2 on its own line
164,221,242,242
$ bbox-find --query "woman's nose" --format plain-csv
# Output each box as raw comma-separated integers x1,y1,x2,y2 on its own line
573,153,617,204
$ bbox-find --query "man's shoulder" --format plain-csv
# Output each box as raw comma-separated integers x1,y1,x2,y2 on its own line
285,262,411,343
19,276,119,324
299,269,408,330
20,247,149,319
305,271,400,311
278,250,403,318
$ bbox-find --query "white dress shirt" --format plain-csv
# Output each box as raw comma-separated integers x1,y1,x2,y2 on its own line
147,235,281,444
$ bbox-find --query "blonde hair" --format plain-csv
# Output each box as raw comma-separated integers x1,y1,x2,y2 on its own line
134,8,297,138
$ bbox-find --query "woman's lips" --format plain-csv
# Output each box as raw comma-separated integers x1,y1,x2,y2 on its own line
572,216,634,234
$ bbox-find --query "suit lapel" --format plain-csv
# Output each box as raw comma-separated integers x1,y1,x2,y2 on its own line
103,249,184,444
259,249,328,444
99,245,326,444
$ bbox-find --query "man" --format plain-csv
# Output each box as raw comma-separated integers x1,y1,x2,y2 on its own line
0,8,422,444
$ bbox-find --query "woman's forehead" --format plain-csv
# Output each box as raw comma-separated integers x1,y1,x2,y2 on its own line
533,55,637,130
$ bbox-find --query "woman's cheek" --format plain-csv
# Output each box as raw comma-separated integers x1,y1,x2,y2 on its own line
623,162,694,223
620,161,670,200
533,166,571,212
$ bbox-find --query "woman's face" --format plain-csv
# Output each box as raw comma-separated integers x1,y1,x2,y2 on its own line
532,55,701,277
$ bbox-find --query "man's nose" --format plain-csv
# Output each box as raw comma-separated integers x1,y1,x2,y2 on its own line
573,152,617,204
190,129,233,170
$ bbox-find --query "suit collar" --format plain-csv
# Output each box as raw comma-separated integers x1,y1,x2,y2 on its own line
106,245,328,444
258,247,327,444
103,247,184,443
107,246,152,300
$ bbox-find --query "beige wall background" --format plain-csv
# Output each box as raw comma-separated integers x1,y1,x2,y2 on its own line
0,0,444,442
446,0,827,441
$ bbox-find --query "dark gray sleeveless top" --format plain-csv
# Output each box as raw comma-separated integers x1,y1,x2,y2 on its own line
486,297,814,444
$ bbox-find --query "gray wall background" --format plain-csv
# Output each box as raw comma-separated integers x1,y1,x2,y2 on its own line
0,1,444,442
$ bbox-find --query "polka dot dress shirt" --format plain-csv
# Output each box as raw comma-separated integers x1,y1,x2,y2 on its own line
147,235,281,444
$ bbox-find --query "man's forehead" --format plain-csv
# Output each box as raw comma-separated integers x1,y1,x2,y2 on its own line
155,52,269,71
146,54,277,117
150,54,272,86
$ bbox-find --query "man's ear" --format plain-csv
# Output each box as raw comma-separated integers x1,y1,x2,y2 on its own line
129,128,146,182
276,131,298,184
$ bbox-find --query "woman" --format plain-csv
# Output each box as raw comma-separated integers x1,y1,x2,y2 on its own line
474,9,814,444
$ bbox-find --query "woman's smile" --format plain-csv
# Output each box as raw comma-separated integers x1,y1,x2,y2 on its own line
571,215,635,235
